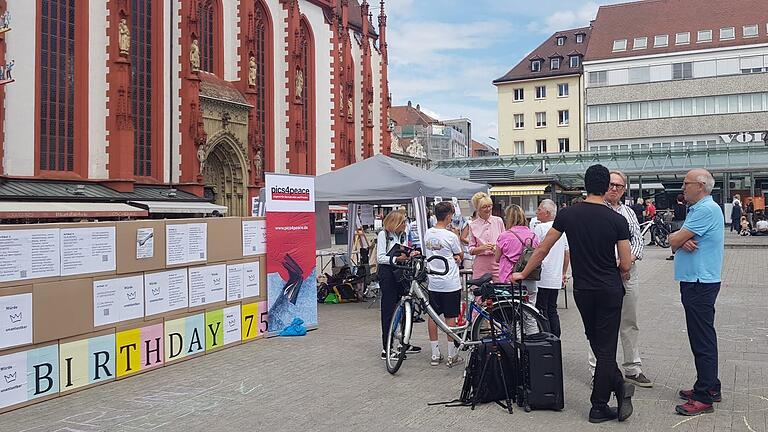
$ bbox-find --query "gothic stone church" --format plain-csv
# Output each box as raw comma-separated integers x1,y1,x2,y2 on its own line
0,0,391,218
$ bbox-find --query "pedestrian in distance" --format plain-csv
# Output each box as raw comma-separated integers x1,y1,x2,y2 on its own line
667,194,688,261
631,198,645,225
423,201,464,368
467,192,505,282
730,195,742,233
512,164,635,424
669,168,724,416
531,199,569,338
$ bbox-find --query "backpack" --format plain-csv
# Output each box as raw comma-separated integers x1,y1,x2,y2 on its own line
510,230,541,281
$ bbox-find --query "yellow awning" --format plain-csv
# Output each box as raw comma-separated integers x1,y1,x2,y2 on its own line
490,185,548,196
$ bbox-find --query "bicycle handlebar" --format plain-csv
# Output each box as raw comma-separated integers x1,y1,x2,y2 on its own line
388,254,450,276
425,255,450,276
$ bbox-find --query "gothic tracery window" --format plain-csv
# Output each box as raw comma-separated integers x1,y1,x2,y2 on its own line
299,17,315,175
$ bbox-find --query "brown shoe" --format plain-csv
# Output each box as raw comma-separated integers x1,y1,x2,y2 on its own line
675,399,714,416
678,389,721,403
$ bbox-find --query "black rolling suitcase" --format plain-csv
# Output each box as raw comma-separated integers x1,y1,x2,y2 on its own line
519,332,564,411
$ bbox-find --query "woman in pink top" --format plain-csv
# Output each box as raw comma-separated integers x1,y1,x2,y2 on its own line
495,205,539,283
468,192,506,281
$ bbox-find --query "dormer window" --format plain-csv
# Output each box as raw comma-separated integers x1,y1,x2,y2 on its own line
551,58,560,69
569,55,580,68
633,37,647,50
576,33,585,43
720,27,735,40
612,39,627,52
531,60,541,72
556,36,566,46
743,24,759,38
697,30,712,42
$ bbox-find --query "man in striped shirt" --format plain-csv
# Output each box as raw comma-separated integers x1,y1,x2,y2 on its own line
587,170,653,388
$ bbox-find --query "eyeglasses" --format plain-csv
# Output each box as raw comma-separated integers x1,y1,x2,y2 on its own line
608,182,626,190
683,181,703,187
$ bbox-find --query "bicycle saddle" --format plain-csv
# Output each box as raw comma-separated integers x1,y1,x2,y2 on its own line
466,273,493,287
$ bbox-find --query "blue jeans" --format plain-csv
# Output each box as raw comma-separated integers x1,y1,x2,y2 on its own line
680,281,721,404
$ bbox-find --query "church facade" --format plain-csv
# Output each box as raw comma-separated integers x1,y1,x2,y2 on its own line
1,0,391,216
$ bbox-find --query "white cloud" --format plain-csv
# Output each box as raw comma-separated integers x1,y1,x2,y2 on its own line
527,1,600,34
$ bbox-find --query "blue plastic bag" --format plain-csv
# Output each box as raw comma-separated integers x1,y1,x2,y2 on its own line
279,317,307,336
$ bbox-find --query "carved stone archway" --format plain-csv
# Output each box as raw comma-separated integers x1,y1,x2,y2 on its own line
201,132,249,216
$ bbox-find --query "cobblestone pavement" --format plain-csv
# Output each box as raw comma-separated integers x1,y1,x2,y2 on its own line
1,247,766,432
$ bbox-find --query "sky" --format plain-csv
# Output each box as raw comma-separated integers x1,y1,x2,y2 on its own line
385,0,629,148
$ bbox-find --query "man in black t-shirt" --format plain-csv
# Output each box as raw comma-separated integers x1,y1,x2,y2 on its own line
513,164,635,424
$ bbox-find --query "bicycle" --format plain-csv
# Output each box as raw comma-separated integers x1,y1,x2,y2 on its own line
639,214,670,248
384,253,549,375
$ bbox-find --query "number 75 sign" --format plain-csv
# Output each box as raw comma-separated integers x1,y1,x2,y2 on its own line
242,301,268,341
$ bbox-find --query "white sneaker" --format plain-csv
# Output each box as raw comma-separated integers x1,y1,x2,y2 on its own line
430,354,444,366
446,355,464,368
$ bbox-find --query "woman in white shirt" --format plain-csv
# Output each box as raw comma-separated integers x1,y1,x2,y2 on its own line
376,210,421,359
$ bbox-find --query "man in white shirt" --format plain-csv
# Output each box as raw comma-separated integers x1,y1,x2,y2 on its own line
423,201,464,367
756,217,768,234
533,199,569,338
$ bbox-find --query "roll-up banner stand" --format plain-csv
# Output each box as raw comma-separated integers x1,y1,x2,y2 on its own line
412,196,428,249
264,174,318,335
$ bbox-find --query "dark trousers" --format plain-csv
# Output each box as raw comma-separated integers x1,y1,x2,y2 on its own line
574,289,624,408
731,219,739,232
379,265,403,350
681,281,721,404
535,288,561,337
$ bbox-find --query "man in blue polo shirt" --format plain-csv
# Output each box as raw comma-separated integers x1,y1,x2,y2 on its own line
669,168,724,416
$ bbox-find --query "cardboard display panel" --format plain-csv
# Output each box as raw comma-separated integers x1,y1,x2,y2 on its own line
206,217,243,263
225,258,264,304
241,217,267,257
164,313,206,365
0,342,60,414
144,268,190,320
116,220,166,275
58,329,116,395
92,274,147,330
33,279,93,344
115,320,164,380
0,285,34,352
164,219,209,268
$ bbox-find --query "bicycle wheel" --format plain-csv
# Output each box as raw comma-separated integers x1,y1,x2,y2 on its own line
470,301,549,342
653,227,670,248
385,300,409,374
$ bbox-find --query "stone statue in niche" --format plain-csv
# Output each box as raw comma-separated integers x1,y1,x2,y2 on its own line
295,67,304,100
197,145,207,173
347,97,353,120
248,56,257,87
118,18,130,56
1,10,11,30
254,147,263,179
367,101,374,123
190,39,201,72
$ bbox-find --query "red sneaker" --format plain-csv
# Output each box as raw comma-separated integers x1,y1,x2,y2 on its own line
678,389,722,403
675,399,714,416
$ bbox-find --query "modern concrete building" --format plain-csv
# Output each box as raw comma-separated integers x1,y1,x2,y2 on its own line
389,101,468,164
494,27,590,156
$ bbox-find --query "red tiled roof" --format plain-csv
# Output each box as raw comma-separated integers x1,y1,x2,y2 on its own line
389,104,438,126
471,140,498,157
334,0,378,39
198,72,249,105
494,26,591,84
586,0,768,62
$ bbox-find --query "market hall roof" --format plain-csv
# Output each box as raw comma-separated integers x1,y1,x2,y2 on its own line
585,0,768,62
493,26,591,84
0,180,205,202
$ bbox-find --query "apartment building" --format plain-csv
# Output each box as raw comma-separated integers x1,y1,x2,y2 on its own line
494,27,590,156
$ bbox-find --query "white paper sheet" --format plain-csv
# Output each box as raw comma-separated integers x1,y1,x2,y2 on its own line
226,264,244,301
0,293,33,349
0,351,27,410
166,223,208,265
61,227,116,276
136,227,154,259
242,261,261,298
0,229,60,283
242,220,267,256
223,305,241,345
93,275,145,326
144,269,189,316
187,223,207,263
188,264,226,306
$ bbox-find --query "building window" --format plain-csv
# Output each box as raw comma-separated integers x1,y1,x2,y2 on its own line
654,34,668,47
197,0,221,74
513,88,524,101
588,71,607,86
558,138,569,152
514,141,525,155
675,32,690,45
535,112,546,128
536,139,547,153
672,62,693,79
299,17,315,175
558,110,569,126
576,33,584,43
743,24,759,38
612,39,627,52
633,37,647,50
550,58,560,70
531,60,541,72
569,55,580,68
628,66,650,83
535,86,546,99
558,83,569,97
720,27,735,40
253,0,273,174
514,114,524,129
556,36,565,46
131,0,158,178
697,29,712,43
39,0,78,172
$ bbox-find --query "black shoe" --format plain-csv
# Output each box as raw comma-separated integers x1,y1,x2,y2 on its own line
589,406,618,423
616,382,635,421
405,344,422,354
666,256,675,261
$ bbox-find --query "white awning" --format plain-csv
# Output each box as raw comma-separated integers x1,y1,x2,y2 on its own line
129,200,228,214
0,201,148,219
